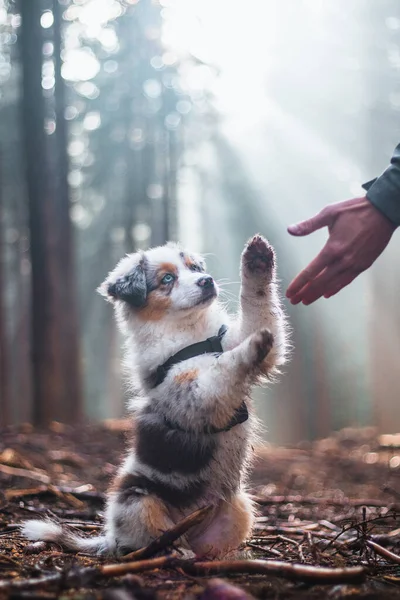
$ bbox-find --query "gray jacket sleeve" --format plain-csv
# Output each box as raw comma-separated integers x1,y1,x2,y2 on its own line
362,144,400,226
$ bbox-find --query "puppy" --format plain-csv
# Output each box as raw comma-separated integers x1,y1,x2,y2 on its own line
22,235,289,558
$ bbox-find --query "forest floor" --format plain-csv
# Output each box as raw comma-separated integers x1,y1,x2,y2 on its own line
2,422,400,599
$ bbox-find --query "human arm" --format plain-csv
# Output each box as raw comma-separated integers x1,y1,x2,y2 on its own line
363,143,400,225
285,145,400,305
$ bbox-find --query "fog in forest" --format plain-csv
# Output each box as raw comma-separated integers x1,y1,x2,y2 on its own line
0,0,399,443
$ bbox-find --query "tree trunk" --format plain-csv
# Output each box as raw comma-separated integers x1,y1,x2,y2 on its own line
20,0,68,426
52,0,83,423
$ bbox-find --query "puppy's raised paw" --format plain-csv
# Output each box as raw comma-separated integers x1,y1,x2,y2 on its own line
242,235,275,277
249,328,274,365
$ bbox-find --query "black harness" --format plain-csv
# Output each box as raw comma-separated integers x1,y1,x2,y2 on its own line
150,324,248,434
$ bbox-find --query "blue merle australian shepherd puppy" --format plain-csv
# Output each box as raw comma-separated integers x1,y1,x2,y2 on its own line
22,235,289,558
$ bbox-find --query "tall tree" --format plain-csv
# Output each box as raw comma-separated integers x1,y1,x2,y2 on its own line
20,0,82,426
52,0,82,422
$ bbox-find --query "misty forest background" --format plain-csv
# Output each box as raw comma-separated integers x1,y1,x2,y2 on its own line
0,0,399,444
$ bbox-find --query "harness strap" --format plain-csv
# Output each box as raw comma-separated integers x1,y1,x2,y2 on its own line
162,400,248,435
152,324,228,388
148,324,249,434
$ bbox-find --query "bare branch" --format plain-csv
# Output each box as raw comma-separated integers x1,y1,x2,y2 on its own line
121,505,213,561
177,559,366,585
101,556,174,577
366,540,400,565
254,494,399,510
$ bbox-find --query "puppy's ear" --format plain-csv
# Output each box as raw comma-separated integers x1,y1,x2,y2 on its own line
108,264,147,307
98,260,147,307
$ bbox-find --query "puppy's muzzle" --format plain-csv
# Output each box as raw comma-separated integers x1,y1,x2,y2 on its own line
196,276,216,303
196,276,214,290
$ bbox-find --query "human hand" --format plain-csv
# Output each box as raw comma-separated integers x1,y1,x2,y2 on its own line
286,196,397,305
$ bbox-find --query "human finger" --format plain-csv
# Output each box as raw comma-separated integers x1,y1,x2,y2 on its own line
286,247,332,301
300,262,348,305
287,208,332,237
323,272,360,299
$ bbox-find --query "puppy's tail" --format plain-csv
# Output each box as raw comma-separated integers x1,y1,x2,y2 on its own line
21,519,108,554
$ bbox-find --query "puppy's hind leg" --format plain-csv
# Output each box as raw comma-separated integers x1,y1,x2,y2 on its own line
107,474,190,555
237,235,288,372
189,492,255,559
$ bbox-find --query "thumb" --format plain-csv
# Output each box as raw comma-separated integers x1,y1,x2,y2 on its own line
287,209,332,237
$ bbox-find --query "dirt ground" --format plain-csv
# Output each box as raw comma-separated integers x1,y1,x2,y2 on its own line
2,422,400,599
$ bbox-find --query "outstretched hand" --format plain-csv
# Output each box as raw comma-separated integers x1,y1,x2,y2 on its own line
286,196,397,305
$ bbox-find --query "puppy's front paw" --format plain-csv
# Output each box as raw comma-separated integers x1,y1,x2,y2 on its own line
242,235,275,277
249,329,274,365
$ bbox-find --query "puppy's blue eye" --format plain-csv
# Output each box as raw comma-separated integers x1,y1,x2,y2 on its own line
161,273,175,284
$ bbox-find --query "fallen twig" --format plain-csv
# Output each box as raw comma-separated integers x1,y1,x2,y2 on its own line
102,555,173,577
0,464,50,484
318,519,341,532
1,524,19,534
57,486,105,502
298,538,306,563
4,484,102,507
254,494,399,510
254,524,346,541
246,542,282,557
0,551,367,592
306,531,319,562
0,556,172,592
5,486,50,501
63,522,102,531
272,534,302,549
258,534,305,561
366,540,400,565
370,528,400,545
47,484,86,509
122,505,213,561
48,450,88,468
0,572,65,591
321,512,400,555
0,448,35,470
103,556,366,585
179,558,366,585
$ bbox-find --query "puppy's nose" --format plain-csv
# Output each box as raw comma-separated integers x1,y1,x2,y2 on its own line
196,276,214,289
